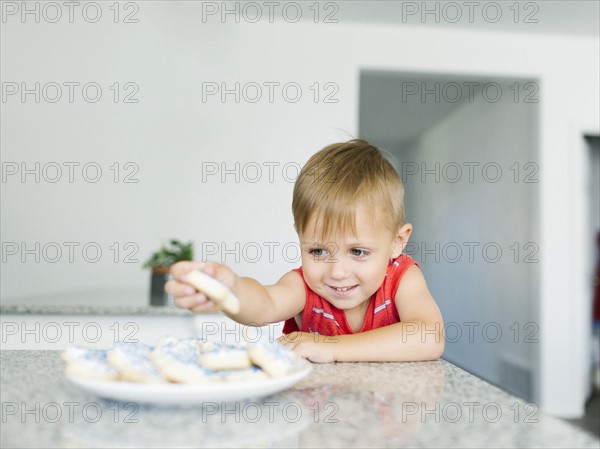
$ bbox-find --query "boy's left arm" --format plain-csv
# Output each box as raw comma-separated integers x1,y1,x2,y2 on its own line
279,265,445,363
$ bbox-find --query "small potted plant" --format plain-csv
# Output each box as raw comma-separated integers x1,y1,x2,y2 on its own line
144,240,194,306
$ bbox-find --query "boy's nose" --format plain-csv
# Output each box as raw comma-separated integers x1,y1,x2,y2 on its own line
327,259,350,280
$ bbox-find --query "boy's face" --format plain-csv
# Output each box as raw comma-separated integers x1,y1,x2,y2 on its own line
298,206,410,313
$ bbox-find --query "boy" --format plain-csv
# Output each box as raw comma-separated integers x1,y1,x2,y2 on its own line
167,139,444,362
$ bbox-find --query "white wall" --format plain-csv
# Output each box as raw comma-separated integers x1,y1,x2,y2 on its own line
1,7,358,297
1,2,599,416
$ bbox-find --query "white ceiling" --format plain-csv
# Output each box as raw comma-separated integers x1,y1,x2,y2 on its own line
329,1,599,37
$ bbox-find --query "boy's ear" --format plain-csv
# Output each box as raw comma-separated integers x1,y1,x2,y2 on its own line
391,223,412,258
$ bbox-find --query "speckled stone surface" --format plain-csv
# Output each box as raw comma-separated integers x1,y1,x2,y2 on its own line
0,303,192,316
0,289,192,316
1,351,598,448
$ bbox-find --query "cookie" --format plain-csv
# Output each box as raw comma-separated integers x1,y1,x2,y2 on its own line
61,347,119,382
248,342,297,377
184,270,241,314
107,342,165,383
152,337,268,383
62,337,297,385
151,336,210,384
199,343,252,371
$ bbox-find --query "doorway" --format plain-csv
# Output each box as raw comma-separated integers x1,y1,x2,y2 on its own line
359,70,540,402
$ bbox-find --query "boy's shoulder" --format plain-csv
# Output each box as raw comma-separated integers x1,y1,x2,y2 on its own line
391,254,418,268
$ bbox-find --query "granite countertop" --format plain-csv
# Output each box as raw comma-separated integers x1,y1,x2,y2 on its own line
1,351,598,448
0,289,191,316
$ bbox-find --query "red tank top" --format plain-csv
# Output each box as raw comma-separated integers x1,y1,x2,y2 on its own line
282,254,418,335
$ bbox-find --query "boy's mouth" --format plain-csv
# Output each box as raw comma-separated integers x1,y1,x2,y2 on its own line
328,285,358,297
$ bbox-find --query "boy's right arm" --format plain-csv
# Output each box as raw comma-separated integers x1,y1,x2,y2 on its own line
166,261,306,326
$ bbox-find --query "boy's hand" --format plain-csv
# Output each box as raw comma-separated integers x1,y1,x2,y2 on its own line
165,261,239,314
277,332,337,363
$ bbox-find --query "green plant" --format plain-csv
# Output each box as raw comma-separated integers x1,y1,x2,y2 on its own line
144,239,194,269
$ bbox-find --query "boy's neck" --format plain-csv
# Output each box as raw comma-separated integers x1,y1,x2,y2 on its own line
343,297,372,333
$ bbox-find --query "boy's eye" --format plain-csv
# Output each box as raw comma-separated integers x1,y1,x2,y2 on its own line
350,248,369,257
309,248,326,257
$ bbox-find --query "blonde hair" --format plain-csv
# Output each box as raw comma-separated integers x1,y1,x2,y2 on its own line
292,139,405,239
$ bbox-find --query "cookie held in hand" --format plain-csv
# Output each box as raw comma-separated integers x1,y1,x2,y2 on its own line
184,270,241,314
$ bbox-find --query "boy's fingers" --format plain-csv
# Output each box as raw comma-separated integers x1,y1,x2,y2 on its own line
171,261,228,288
169,260,206,281
174,293,208,310
190,301,221,314
199,263,215,276
164,280,196,297
277,334,297,348
173,295,197,310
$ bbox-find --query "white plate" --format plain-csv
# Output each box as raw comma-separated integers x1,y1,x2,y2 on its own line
67,359,312,405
